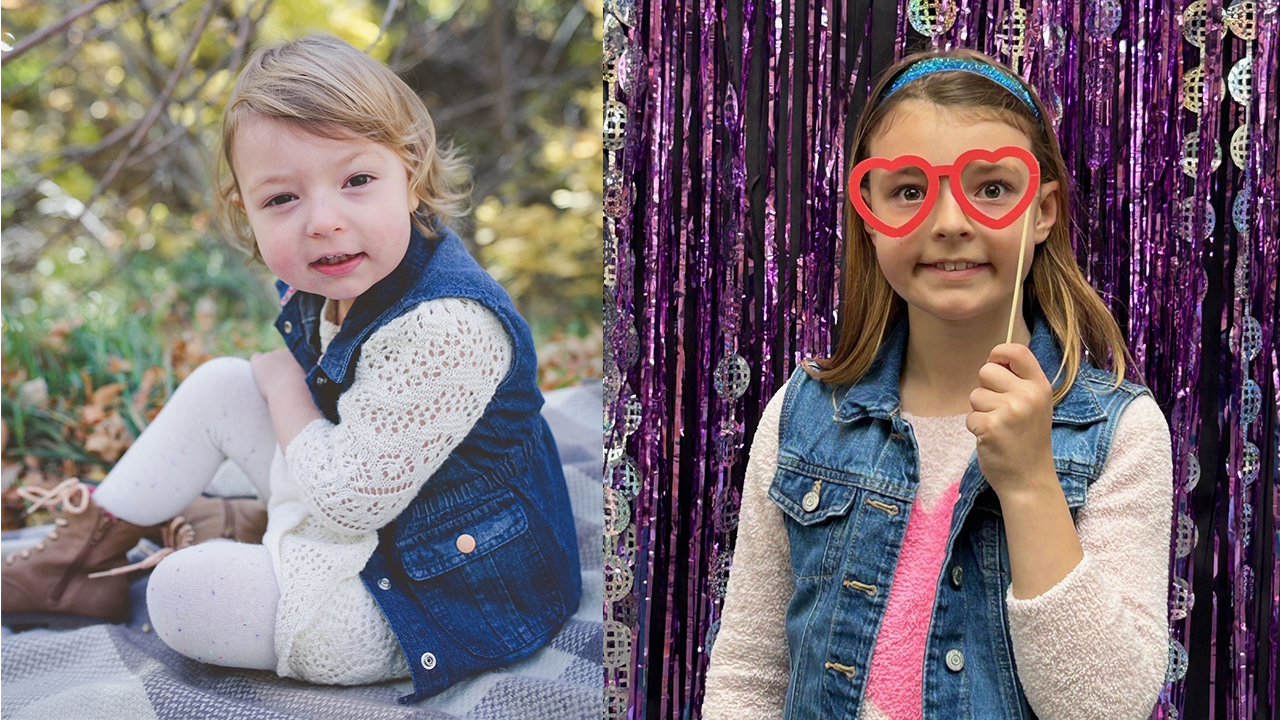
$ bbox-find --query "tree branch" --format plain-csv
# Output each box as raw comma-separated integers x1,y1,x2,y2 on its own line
56,0,221,243
1,0,118,66
366,0,402,52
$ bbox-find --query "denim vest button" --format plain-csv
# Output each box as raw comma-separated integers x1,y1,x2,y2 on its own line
316,376,327,385
945,649,965,672
950,565,963,588
801,491,820,512
378,577,391,590
456,534,476,553
421,652,437,670
282,321,293,334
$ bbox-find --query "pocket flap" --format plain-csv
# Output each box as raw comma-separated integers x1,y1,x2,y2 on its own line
396,489,529,581
768,464,857,525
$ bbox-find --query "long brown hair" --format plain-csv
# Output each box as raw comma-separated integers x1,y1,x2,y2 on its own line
811,48,1136,403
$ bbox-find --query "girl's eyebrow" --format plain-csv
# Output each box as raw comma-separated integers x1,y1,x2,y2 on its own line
248,151,374,195
882,166,927,178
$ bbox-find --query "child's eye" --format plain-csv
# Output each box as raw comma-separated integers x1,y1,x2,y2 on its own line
345,173,374,188
978,182,1013,200
265,194,295,207
892,185,925,203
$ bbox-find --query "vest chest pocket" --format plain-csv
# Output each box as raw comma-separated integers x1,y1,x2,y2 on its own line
769,463,860,580
395,487,566,659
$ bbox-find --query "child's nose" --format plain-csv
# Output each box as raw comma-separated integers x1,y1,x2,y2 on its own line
928,179,974,238
305,198,345,237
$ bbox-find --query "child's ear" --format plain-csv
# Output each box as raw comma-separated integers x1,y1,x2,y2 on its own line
1033,180,1059,244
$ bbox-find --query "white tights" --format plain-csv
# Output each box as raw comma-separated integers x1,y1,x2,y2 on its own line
94,357,281,671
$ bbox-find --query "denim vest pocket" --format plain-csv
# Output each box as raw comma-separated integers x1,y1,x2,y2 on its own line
769,461,860,580
395,487,564,659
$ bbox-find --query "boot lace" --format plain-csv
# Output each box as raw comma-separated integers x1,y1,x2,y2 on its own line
4,478,91,564
86,515,196,578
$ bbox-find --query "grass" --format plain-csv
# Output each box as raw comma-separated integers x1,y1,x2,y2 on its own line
1,280,600,529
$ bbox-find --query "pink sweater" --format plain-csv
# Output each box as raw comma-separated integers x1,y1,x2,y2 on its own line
702,389,1173,720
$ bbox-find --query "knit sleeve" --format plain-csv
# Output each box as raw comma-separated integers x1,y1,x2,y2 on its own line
1005,393,1173,720
284,297,513,536
702,387,793,720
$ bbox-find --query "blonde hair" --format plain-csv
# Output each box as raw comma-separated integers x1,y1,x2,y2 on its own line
214,34,469,262
811,48,1137,404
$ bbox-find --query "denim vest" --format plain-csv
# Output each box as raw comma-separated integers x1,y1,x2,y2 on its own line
273,224,582,704
769,313,1148,719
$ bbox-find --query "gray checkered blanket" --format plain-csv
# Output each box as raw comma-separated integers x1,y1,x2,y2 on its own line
1,383,603,720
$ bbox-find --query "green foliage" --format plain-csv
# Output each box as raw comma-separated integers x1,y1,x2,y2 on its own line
0,0,602,480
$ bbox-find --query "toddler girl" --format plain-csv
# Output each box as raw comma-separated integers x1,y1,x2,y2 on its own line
702,48,1172,720
2,34,581,705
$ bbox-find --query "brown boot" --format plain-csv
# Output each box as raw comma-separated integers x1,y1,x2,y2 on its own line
82,496,269,581
144,495,268,547
1,479,150,628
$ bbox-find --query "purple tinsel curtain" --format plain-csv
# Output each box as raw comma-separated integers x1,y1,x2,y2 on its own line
602,0,1280,718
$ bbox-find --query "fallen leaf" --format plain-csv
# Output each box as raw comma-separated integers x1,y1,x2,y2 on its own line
1,459,20,490
91,383,126,408
47,319,74,352
2,486,27,531
83,412,132,462
17,378,49,408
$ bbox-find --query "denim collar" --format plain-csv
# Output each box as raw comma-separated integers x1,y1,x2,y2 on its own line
274,223,444,383
832,311,1106,425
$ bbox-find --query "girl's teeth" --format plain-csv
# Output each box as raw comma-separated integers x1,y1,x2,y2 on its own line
936,262,977,271
317,254,353,266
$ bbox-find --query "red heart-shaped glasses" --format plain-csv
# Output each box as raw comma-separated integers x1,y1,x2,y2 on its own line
847,146,1042,237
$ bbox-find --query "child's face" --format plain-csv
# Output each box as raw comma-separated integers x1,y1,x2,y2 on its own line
232,116,416,303
862,100,1059,325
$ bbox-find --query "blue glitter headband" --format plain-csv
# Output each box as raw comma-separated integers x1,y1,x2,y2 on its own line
883,58,1043,122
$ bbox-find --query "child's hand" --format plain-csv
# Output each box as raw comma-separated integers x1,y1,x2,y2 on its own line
965,343,1058,499
250,349,307,401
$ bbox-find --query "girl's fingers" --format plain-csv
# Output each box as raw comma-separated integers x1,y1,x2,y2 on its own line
977,361,1020,392
987,343,1045,382
965,411,985,438
968,387,1001,412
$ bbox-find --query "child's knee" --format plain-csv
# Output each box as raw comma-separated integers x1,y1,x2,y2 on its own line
145,545,204,622
173,357,257,405
188,356,253,389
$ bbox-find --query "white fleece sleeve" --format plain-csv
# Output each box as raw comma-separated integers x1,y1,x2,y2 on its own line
702,387,793,720
284,297,512,536
1005,393,1173,720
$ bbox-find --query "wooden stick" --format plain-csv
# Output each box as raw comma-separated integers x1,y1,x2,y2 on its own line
1006,205,1035,344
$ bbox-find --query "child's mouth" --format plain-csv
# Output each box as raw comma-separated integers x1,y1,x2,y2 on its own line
922,262,988,278
311,253,365,276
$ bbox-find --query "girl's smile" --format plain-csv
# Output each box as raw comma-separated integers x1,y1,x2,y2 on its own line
311,252,366,276
919,261,990,280
231,116,417,320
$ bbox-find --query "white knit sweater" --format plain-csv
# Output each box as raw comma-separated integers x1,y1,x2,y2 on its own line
703,386,1173,720
261,297,512,685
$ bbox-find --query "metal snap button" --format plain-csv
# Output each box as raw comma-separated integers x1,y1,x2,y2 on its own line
946,649,965,672
378,577,391,590
282,321,293,334
950,565,963,588
456,534,476,553
421,652,436,670
801,491,820,512
316,376,327,385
